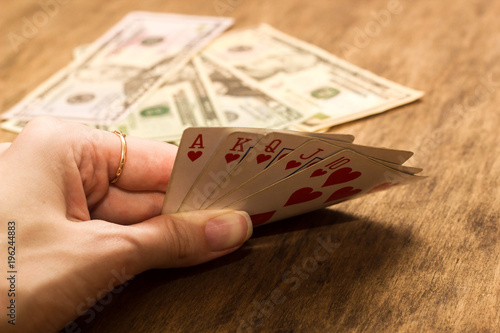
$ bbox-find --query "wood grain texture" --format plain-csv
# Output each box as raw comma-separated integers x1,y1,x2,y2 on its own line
1,0,499,332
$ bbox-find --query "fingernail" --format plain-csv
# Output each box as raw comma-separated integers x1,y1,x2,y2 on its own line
205,211,253,252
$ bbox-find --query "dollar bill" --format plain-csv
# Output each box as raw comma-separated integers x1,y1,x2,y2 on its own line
205,24,424,131
1,58,224,142
0,119,28,134
1,12,233,125
197,54,310,129
96,58,227,141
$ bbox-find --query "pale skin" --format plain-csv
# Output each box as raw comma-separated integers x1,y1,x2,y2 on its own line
0,117,253,332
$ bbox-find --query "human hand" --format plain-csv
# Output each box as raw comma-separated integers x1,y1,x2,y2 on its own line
0,117,253,332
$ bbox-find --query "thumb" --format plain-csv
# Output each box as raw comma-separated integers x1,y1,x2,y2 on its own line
130,210,253,270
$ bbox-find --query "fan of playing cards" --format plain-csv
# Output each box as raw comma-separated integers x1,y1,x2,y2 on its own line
162,128,423,226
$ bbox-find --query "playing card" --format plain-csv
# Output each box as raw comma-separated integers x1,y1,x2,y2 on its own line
163,127,423,225
162,127,246,214
199,131,362,209
177,130,267,212
224,149,421,225
272,129,355,143
205,138,420,209
163,128,356,213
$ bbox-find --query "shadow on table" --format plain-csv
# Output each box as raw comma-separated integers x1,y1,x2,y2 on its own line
251,208,358,238
70,209,417,333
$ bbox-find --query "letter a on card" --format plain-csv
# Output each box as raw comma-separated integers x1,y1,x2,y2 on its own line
162,128,234,214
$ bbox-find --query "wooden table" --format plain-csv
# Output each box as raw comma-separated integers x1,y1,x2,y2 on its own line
2,0,499,332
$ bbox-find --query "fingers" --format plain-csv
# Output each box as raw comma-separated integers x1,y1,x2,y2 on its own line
18,117,178,193
90,186,165,225
3,117,179,223
104,134,178,192
129,210,253,270
12,116,177,211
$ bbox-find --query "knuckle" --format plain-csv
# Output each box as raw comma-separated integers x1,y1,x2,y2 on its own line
23,116,64,136
20,116,68,150
160,217,195,261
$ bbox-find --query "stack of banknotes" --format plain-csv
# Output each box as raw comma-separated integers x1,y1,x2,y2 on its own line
1,12,423,141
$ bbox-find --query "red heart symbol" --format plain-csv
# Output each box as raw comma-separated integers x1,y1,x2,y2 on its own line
225,153,240,163
284,187,323,207
278,153,288,160
322,167,361,187
285,160,301,170
324,186,362,203
256,154,272,164
311,168,327,177
187,151,202,162
250,211,277,226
